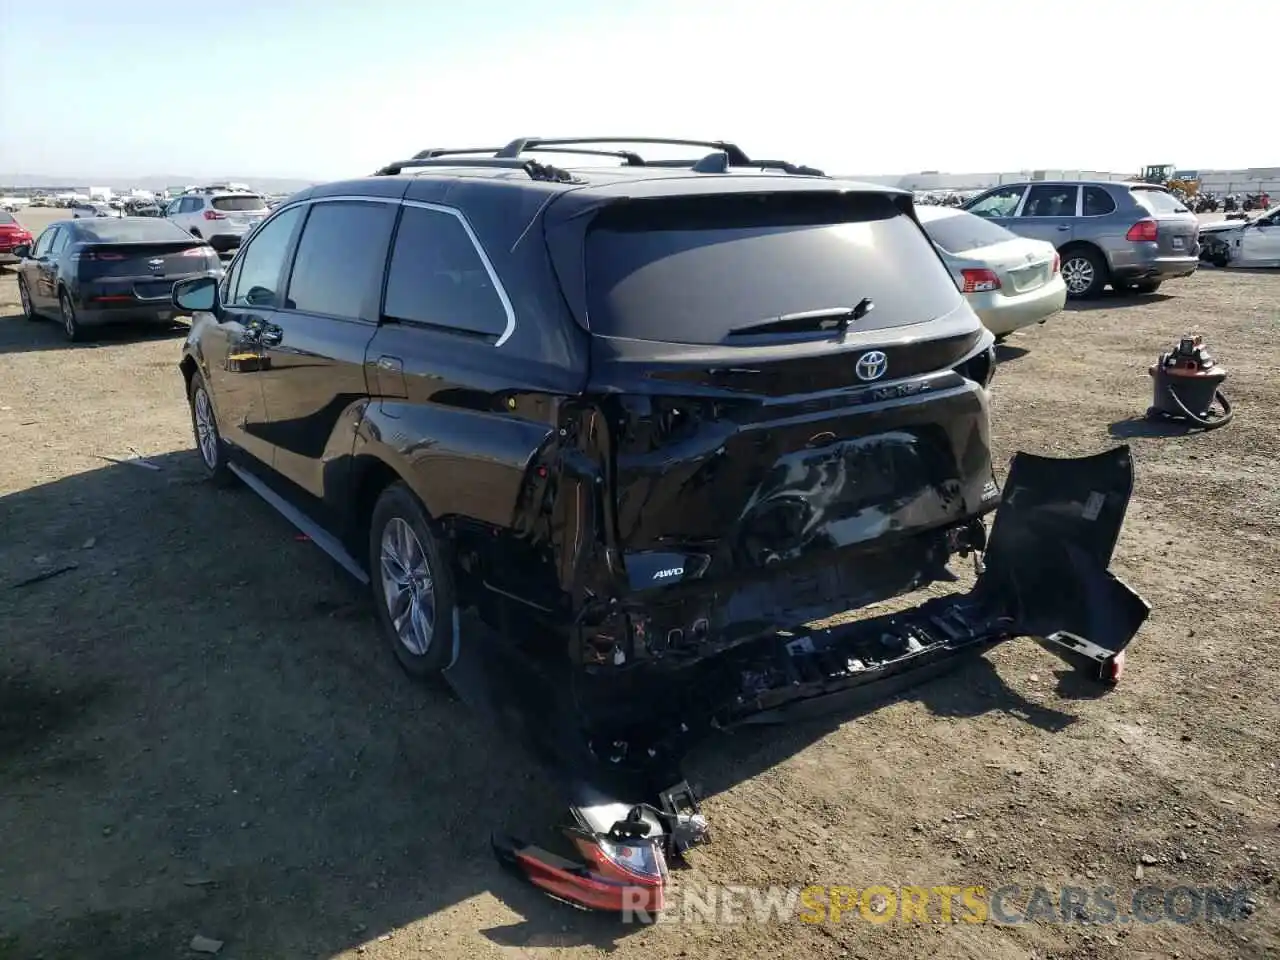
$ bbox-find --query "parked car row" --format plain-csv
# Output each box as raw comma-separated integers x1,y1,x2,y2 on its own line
959,179,1201,298
0,211,35,266
161,186,271,254
11,217,223,341
914,205,1065,340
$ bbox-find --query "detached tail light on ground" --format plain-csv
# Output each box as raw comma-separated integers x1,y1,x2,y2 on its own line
1126,219,1159,242
494,831,667,914
961,268,1001,293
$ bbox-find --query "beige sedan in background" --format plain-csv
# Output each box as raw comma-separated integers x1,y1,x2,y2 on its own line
916,205,1066,340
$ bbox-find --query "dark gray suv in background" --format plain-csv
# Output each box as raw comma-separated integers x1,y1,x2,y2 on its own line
963,180,1199,298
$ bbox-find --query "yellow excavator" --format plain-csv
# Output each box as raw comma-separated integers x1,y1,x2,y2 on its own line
1139,164,1200,197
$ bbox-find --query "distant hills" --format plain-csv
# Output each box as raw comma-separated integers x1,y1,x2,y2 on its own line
0,173,319,194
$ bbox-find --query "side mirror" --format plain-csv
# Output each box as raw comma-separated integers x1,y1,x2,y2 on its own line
172,275,218,314
12,244,30,259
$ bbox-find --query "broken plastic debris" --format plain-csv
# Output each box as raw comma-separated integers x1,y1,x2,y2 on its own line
189,934,224,954
96,454,161,471
11,562,79,589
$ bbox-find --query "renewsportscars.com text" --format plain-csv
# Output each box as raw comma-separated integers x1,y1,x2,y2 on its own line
621,883,1257,925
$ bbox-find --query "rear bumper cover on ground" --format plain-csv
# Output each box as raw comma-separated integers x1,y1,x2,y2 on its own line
446,445,1151,913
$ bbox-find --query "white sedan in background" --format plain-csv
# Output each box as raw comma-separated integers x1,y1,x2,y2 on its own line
1198,205,1280,268
915,205,1066,340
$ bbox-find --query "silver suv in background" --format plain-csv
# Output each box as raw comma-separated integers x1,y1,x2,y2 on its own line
165,187,269,256
962,180,1199,298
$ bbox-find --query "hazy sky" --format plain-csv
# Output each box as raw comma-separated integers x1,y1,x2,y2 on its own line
0,0,1272,180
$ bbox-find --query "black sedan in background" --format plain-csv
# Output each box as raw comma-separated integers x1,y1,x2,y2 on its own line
14,217,223,341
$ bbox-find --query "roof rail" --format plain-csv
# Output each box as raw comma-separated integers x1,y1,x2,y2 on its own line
373,156,583,184
378,137,826,180
495,136,753,166
645,155,828,177
413,145,647,165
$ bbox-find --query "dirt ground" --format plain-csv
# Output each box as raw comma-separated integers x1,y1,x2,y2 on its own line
0,229,1277,960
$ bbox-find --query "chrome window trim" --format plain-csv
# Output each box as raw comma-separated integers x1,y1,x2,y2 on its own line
269,194,517,347
1079,184,1118,218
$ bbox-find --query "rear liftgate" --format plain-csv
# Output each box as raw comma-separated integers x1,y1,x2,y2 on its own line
449,445,1150,914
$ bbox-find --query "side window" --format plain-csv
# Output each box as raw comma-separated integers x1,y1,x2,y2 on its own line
229,206,304,308
965,186,1025,219
382,205,511,338
284,201,397,319
32,227,58,257
1021,185,1078,218
1082,186,1117,217
220,254,243,303
48,229,70,256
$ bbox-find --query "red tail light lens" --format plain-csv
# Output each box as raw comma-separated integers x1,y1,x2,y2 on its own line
203,210,226,220
1052,252,1061,273
182,246,215,257
71,251,126,261
960,268,1001,293
1125,219,1159,242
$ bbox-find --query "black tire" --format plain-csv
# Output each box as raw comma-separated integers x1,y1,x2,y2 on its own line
187,370,234,484
1131,280,1162,294
17,275,40,320
1060,247,1107,299
368,482,456,678
58,290,86,342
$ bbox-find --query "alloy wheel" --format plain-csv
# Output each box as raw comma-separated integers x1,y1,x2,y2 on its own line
60,295,78,339
1061,257,1095,295
379,517,436,656
193,387,219,468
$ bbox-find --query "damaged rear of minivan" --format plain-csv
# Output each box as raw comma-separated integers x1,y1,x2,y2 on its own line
472,176,1148,911
542,183,1002,673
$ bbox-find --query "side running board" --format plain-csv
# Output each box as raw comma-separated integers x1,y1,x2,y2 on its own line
226,462,369,584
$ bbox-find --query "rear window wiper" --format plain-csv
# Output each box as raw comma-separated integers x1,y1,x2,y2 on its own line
727,298,874,338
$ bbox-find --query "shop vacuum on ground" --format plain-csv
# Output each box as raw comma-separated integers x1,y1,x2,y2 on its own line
1147,335,1233,430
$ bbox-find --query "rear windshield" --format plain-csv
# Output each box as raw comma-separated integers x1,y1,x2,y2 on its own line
212,195,266,212
918,209,1017,254
583,192,961,344
0,211,15,225
73,219,193,243
1131,188,1189,214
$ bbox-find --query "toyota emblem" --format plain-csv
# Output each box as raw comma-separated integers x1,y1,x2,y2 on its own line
855,350,889,382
